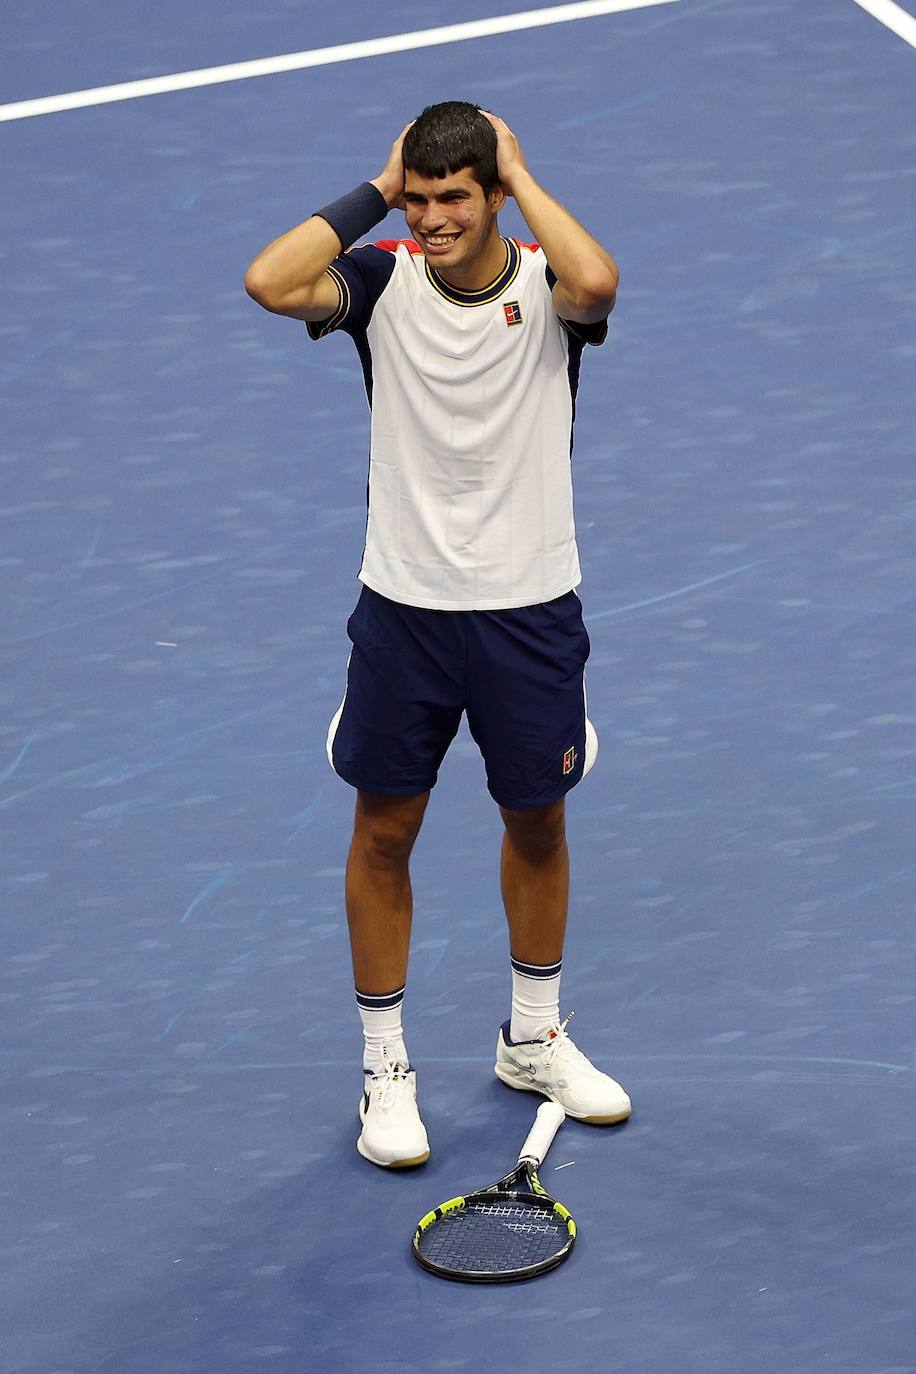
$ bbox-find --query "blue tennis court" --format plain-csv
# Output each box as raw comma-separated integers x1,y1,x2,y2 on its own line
2,1,915,1369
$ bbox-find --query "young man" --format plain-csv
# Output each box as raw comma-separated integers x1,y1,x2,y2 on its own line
246,102,630,1168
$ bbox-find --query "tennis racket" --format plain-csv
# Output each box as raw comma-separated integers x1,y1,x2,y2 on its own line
411,1101,575,1283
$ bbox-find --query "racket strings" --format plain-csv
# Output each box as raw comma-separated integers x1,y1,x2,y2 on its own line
416,1197,569,1274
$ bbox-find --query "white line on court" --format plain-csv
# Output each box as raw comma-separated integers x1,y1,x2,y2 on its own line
0,0,681,124
851,0,916,47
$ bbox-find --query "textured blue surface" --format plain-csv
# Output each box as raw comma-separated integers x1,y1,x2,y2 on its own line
2,1,915,1370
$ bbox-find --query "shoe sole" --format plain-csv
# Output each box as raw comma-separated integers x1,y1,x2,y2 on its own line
356,1136,430,1168
494,1061,632,1125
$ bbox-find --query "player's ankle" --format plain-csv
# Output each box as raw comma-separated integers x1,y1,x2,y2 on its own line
508,1015,555,1043
363,1037,409,1073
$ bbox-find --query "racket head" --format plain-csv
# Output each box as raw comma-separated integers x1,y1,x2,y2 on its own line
412,1161,576,1283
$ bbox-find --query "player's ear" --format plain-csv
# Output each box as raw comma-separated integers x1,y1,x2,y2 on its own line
489,184,507,213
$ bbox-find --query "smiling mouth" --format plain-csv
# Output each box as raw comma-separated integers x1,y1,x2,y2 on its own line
423,232,462,248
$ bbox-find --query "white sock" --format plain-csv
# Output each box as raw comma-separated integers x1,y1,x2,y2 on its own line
355,985,408,1073
509,956,562,1043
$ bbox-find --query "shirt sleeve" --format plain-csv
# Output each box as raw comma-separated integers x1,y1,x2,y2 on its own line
306,244,397,341
544,263,609,347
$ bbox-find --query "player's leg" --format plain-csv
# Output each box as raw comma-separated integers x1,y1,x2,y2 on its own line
500,795,569,1017
496,793,630,1124
499,795,570,1049
328,588,463,1166
465,593,630,1124
498,796,626,1119
346,789,432,1168
347,787,429,1037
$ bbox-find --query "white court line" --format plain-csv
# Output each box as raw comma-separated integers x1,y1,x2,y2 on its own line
0,0,681,124
851,0,916,47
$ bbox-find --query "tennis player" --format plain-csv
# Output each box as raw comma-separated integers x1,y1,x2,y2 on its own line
246,102,630,1167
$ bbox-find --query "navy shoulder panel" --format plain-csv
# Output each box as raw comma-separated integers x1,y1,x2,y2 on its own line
307,244,398,340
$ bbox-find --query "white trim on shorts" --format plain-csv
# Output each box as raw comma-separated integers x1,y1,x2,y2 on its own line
326,651,350,774
583,675,599,781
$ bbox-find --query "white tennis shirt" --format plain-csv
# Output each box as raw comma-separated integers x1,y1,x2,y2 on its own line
308,237,607,611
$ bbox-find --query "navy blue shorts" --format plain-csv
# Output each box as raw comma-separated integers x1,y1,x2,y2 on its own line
327,586,597,811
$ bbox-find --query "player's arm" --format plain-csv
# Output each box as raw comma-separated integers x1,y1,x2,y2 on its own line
483,113,618,326
244,124,412,321
245,215,348,321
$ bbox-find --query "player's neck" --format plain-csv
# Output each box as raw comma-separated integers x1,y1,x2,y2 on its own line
435,228,507,293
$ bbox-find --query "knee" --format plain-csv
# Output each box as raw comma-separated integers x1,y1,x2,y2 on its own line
353,793,428,869
501,800,567,863
357,821,417,868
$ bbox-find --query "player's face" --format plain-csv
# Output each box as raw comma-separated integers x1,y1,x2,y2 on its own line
403,168,504,275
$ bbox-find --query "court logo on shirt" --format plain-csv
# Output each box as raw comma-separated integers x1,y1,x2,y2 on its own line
503,301,523,326
562,746,577,776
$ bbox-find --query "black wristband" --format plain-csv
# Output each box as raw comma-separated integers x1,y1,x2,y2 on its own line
314,182,389,251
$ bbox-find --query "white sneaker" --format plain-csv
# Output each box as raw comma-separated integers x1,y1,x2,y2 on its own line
495,1015,631,1124
357,1059,430,1168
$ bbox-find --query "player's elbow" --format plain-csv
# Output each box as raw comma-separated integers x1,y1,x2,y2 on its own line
244,263,283,313
574,265,619,315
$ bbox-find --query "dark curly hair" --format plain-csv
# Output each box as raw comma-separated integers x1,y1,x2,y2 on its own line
402,102,500,196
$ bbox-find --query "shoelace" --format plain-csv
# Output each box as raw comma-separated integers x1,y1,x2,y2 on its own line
539,1013,590,1069
370,1057,411,1114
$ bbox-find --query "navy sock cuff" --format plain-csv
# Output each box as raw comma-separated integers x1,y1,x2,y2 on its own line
511,956,563,980
355,985,405,1012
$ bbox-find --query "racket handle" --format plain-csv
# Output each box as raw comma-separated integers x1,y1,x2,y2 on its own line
517,1101,566,1166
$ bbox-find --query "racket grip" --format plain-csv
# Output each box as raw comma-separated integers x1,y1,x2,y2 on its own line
517,1101,566,1166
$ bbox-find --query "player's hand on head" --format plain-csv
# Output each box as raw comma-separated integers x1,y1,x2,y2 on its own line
372,121,415,210
481,111,527,195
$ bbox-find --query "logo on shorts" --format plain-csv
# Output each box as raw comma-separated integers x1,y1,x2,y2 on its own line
503,301,523,326
562,746,577,776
